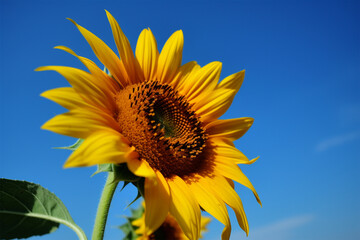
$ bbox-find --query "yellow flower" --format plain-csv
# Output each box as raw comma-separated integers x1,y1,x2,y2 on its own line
135,214,210,240
38,11,261,240
123,202,210,240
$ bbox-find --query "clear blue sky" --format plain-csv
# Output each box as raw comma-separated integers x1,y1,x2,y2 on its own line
1,0,359,240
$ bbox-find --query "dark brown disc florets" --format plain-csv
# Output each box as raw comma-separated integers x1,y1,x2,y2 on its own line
115,81,211,179
149,214,183,240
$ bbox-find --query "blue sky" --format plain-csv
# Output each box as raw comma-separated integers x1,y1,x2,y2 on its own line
1,0,359,240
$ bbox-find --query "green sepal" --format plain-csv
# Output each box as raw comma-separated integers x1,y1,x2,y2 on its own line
92,163,114,177
92,164,141,184
133,178,145,197
0,178,87,240
121,178,145,209
120,181,131,191
121,180,143,209
53,138,84,151
113,164,141,183
126,191,142,209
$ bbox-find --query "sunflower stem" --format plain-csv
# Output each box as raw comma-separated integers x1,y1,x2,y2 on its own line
92,172,118,240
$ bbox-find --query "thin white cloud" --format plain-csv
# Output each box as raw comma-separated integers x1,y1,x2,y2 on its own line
229,214,315,240
316,131,360,152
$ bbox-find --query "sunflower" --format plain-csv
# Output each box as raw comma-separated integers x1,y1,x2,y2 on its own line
121,202,210,240
38,11,261,240
135,214,209,240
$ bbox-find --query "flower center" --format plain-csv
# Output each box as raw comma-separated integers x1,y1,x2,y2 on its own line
115,81,211,179
149,215,183,240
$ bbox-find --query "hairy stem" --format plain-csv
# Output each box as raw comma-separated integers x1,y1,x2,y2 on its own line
92,172,118,240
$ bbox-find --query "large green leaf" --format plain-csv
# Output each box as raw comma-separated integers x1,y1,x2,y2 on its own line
0,178,87,240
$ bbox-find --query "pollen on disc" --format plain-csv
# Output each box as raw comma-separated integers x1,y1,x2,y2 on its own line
115,81,212,179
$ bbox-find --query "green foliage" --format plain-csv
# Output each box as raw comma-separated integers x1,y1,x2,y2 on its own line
118,221,137,240
118,205,144,240
92,163,114,176
113,164,141,183
93,163,141,184
53,138,84,151
126,189,142,209
0,179,87,240
129,206,144,221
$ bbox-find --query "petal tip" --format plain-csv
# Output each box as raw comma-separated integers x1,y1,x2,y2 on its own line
40,90,48,98
104,9,112,18
215,61,223,68
173,29,184,42
67,18,77,26
34,66,45,72
40,121,51,131
247,156,259,165
63,160,76,168
53,45,66,51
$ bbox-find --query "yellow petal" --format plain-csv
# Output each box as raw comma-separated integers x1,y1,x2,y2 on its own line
200,217,211,236
193,88,236,122
105,10,144,83
168,176,201,240
54,46,119,94
218,70,245,90
212,138,258,165
67,18,128,87
41,87,91,110
206,175,249,235
215,159,261,205
189,177,231,240
135,236,148,240
36,66,115,112
144,171,170,235
136,28,159,81
195,70,246,121
64,130,132,168
42,108,119,139
132,218,143,228
185,62,222,101
206,117,254,141
127,158,156,178
157,30,184,84
218,69,245,89
173,61,200,90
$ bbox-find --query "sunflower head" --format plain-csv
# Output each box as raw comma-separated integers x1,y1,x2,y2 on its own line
120,203,210,240
38,10,261,240
114,80,214,179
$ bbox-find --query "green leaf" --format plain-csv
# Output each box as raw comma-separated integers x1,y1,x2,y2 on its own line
130,205,144,220
92,163,114,177
0,179,87,240
118,205,144,240
118,219,138,240
53,138,84,151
